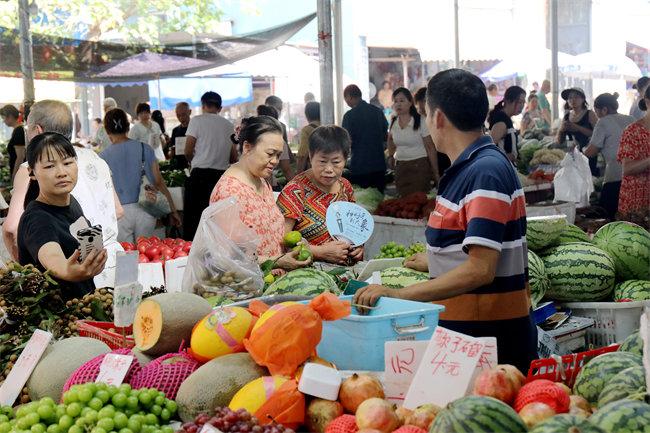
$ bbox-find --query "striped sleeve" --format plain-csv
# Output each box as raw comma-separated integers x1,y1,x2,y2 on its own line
277,180,305,221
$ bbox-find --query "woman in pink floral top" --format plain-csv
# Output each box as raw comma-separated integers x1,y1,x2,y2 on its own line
210,116,310,269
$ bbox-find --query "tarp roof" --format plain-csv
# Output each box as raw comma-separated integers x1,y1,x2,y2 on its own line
0,13,315,83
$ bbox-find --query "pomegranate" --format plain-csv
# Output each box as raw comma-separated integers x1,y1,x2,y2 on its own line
569,395,591,413
393,427,427,433
472,367,518,405
355,398,400,433
405,404,441,430
569,406,591,418
518,402,556,429
306,399,344,433
356,430,383,433
339,373,384,413
395,406,413,426
498,364,526,390
556,383,571,396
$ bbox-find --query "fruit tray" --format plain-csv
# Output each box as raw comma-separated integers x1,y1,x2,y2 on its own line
526,344,619,387
76,320,135,349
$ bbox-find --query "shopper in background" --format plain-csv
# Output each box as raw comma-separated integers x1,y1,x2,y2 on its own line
557,87,599,175
342,84,388,192
18,133,107,298
537,79,552,126
377,81,393,110
521,93,549,135
129,103,166,161
151,110,170,152
264,95,295,182
169,102,191,170
414,87,450,176
210,116,310,270
183,91,235,241
582,93,635,219
3,100,123,288
630,77,650,121
354,69,537,372
92,97,118,152
617,85,650,218
304,92,316,103
488,85,526,163
101,108,180,243
278,125,361,265
387,87,439,197
296,101,321,173
0,104,25,181
486,83,499,110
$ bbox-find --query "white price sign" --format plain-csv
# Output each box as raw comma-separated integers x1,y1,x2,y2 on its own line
95,354,134,386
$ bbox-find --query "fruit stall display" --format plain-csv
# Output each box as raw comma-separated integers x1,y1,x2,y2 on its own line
374,192,436,220
120,237,192,265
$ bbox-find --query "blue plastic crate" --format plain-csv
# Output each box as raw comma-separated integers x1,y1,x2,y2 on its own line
314,295,444,371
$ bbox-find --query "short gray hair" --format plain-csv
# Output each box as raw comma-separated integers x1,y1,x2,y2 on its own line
103,97,117,109
175,101,190,110
27,100,73,140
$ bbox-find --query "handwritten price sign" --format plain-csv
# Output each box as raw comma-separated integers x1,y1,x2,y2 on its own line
113,282,143,327
96,354,134,386
384,341,428,403
325,202,374,247
403,327,485,409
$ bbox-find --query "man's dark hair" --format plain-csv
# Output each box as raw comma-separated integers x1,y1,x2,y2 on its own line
308,125,350,159
426,69,488,132
305,101,320,122
0,104,20,119
343,84,362,99
201,91,222,109
256,105,279,119
265,95,283,111
135,103,151,115
414,87,427,103
487,83,498,92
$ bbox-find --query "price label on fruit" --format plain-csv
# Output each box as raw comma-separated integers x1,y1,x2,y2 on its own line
113,282,143,328
95,354,134,386
325,202,374,247
0,329,52,406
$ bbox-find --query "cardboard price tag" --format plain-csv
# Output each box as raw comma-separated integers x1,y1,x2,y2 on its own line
467,337,498,394
384,341,428,403
113,282,143,328
325,202,374,247
0,330,52,406
403,327,485,409
95,354,134,386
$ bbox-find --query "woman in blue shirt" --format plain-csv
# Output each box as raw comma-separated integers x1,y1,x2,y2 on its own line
100,108,180,243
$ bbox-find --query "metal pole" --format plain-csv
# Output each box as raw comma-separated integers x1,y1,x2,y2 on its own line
402,55,409,88
550,0,559,121
453,0,460,68
317,0,335,125
333,0,344,124
18,0,35,106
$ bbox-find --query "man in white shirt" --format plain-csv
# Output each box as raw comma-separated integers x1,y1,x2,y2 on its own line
265,95,294,182
630,77,649,121
183,91,235,240
92,97,117,152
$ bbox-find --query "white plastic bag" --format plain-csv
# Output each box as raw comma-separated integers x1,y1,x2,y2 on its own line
181,197,264,300
553,147,594,207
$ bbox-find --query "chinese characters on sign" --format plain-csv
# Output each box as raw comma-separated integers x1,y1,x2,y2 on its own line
384,341,428,403
0,330,52,406
95,354,134,386
403,327,485,409
325,202,375,247
113,282,143,327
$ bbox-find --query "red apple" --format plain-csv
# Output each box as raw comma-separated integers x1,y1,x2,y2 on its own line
137,243,149,254
145,246,161,260
138,254,150,263
136,236,148,244
174,250,188,258
182,242,192,253
161,246,174,257
149,236,161,243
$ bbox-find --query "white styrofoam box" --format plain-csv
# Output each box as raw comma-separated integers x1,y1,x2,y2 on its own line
298,363,341,401
527,200,576,224
364,216,425,260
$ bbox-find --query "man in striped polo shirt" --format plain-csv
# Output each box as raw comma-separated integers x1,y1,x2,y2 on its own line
355,69,537,371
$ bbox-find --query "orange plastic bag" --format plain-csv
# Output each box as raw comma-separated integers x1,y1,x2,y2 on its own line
254,380,305,429
243,292,350,376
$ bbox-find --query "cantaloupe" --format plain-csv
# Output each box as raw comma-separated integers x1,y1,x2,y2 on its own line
190,306,255,362
229,376,289,415
175,353,268,422
133,292,211,356
27,337,110,401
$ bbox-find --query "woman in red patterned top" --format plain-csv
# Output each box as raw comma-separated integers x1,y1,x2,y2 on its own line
617,85,650,217
210,116,310,270
278,126,363,265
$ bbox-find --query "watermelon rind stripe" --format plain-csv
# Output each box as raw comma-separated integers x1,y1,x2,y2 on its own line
590,399,650,433
264,268,340,296
429,396,526,433
614,280,650,301
572,352,643,404
598,365,647,407
593,221,650,281
529,414,605,433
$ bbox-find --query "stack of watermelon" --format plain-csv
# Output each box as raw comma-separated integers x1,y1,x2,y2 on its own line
263,268,342,297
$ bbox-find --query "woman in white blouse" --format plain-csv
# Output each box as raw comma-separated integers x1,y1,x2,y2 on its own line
387,87,439,197
128,103,166,161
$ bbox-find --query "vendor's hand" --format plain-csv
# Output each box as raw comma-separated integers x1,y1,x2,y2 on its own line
404,252,429,272
563,121,576,132
313,241,350,265
67,248,107,281
276,248,312,270
144,185,158,203
271,268,286,277
353,284,399,314
169,211,182,227
348,245,364,263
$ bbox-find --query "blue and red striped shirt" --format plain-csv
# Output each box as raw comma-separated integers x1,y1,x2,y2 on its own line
425,136,531,322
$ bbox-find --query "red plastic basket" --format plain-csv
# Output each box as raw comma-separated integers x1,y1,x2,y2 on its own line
526,344,620,387
76,320,135,350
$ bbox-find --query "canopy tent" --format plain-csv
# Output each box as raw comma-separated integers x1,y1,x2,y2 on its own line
480,49,576,81
0,13,315,82
560,52,643,80
148,76,253,111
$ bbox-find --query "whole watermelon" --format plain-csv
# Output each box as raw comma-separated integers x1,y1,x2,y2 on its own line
614,280,650,301
379,267,429,289
529,414,605,433
263,268,340,296
528,250,550,307
572,352,643,405
557,224,591,244
527,215,567,251
618,331,643,356
598,366,647,407
429,396,527,433
593,221,650,281
590,399,650,433
542,243,616,301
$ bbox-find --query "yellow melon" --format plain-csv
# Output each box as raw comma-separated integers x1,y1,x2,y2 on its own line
229,376,289,414
252,302,299,333
190,306,254,362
